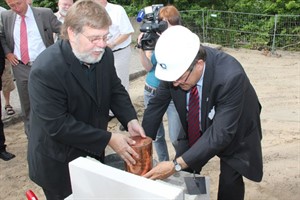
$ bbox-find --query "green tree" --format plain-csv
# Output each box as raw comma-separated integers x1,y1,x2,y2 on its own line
0,1,9,9
263,0,300,15
2,0,299,15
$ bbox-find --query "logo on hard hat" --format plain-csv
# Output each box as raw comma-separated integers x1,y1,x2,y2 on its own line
159,63,167,69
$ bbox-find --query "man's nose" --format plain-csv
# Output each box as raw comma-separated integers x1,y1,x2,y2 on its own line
95,40,107,48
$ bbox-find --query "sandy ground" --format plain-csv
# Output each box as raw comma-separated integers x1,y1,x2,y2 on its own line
0,48,299,200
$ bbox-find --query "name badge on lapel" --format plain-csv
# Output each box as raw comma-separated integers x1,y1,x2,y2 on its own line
208,106,215,120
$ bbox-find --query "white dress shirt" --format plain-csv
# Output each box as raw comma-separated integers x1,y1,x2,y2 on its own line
105,2,134,50
13,6,46,62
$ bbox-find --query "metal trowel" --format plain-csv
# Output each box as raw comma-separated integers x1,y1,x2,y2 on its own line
184,172,207,195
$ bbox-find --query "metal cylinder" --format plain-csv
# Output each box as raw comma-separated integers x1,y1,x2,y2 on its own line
125,136,153,176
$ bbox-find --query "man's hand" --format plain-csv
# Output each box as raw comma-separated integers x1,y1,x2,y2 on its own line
143,161,175,180
6,53,19,66
127,119,146,138
137,32,144,44
143,157,188,180
108,133,139,166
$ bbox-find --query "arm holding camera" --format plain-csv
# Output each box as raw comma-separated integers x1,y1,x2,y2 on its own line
137,33,153,72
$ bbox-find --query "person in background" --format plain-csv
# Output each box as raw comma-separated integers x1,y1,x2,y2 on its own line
142,26,263,200
138,5,184,162
0,0,61,135
27,0,145,199
96,0,134,126
2,60,15,116
0,6,16,116
0,33,15,161
54,0,74,23
54,0,74,42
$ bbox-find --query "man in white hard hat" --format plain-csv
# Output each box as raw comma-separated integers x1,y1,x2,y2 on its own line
142,25,263,200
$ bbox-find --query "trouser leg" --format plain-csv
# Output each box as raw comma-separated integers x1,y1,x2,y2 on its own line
144,89,169,162
218,159,245,200
12,64,31,135
153,122,169,162
43,188,70,200
0,100,6,151
113,47,131,91
166,100,183,149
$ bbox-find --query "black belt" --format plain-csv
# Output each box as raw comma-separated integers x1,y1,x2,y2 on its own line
144,84,156,95
19,60,34,66
112,45,130,53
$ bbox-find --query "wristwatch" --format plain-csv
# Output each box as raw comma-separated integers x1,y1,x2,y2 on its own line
173,159,182,172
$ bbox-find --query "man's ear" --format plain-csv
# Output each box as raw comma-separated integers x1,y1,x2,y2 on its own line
67,27,75,41
195,59,205,71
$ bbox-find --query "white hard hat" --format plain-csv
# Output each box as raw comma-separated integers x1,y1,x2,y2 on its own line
155,25,200,81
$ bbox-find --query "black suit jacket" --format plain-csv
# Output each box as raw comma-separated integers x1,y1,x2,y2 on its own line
28,40,137,194
142,46,263,182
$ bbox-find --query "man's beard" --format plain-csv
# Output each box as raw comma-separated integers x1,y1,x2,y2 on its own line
72,48,105,64
59,8,68,17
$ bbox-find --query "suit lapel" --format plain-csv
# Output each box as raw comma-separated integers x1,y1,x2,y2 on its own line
95,58,105,107
8,11,17,49
31,7,46,45
59,40,98,105
201,47,214,131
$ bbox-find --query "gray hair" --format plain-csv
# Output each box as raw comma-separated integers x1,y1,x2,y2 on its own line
60,0,111,39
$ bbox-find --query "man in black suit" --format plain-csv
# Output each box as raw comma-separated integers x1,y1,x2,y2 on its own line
142,26,263,200
0,36,15,161
27,0,145,199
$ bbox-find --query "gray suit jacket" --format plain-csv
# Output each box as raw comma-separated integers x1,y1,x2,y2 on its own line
0,6,61,55
142,46,263,182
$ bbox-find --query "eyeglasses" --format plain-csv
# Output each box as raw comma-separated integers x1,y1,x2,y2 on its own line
183,65,195,82
174,63,196,84
80,32,112,44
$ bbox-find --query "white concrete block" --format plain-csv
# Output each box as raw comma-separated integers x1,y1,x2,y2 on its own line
68,157,184,200
64,194,73,200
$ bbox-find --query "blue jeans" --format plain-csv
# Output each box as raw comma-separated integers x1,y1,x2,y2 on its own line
144,89,169,162
166,100,183,150
144,89,183,161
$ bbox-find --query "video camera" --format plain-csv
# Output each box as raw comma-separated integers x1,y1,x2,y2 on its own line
136,4,168,51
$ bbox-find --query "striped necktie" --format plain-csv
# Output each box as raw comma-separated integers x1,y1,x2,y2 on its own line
188,85,202,146
20,15,30,65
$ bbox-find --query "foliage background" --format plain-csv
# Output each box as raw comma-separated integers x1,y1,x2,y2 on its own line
1,0,299,50
1,0,300,15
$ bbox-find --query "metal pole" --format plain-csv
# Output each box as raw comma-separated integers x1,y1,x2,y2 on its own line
202,10,205,43
205,10,208,44
271,14,278,54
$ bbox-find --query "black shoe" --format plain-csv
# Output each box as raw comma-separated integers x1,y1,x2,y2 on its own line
108,115,115,122
119,125,126,131
0,151,16,161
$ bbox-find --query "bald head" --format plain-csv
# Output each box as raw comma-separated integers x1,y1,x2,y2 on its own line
57,0,74,17
5,0,28,16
